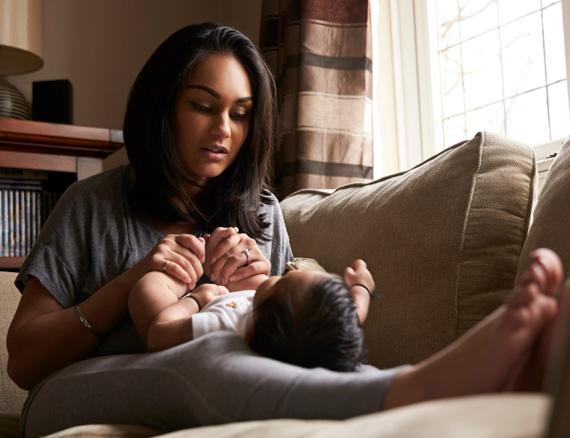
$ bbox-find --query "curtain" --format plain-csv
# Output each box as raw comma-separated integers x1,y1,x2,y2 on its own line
260,0,373,198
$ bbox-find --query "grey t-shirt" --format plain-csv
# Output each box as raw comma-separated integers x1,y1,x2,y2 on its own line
15,165,293,354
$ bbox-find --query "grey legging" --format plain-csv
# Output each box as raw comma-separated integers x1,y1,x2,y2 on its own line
21,332,400,437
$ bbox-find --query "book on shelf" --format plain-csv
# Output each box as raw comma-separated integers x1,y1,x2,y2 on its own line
0,172,63,258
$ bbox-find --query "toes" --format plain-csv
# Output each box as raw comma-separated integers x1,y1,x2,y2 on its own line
508,282,537,307
529,248,563,297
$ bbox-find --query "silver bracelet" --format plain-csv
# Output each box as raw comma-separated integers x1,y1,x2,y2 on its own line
74,304,102,338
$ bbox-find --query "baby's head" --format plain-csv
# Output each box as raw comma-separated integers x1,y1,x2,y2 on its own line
247,270,365,371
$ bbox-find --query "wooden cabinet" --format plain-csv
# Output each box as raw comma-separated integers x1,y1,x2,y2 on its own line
0,118,123,269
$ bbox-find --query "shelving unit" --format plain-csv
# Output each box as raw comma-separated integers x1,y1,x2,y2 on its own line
0,118,123,270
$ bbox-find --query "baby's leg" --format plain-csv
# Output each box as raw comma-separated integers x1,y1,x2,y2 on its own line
129,271,188,339
384,248,564,409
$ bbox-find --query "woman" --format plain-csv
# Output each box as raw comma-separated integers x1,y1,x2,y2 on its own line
7,23,296,432
6,23,569,437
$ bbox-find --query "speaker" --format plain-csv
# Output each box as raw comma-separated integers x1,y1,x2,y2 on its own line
32,79,73,124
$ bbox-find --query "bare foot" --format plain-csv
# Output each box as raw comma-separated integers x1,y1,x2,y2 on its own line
508,249,564,390
385,248,563,409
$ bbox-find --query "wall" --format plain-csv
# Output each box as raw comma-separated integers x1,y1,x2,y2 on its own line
7,0,262,130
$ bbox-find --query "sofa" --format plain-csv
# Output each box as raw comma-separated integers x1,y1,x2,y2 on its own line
2,131,570,437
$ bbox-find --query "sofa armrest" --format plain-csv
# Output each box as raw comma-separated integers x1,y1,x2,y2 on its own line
0,271,27,415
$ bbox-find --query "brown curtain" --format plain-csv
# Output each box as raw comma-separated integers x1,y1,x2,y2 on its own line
260,0,373,198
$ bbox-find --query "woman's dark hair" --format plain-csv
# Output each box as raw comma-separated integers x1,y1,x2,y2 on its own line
249,276,365,372
123,23,276,239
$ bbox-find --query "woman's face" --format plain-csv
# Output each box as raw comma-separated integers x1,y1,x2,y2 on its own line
174,53,253,187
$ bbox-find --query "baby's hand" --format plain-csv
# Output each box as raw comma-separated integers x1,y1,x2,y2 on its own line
344,259,375,299
187,283,230,310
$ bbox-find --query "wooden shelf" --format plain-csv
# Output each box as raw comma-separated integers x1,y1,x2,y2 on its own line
0,118,124,270
0,257,25,270
0,118,123,180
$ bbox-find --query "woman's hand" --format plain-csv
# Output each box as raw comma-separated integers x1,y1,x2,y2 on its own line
139,234,206,290
204,227,271,286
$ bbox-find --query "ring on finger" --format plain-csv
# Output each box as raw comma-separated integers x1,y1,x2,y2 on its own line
241,248,251,266
162,259,170,273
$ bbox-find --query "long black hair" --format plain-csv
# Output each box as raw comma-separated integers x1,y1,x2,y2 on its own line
123,23,276,239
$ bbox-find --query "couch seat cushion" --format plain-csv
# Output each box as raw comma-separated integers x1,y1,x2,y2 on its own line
0,271,28,415
159,394,549,438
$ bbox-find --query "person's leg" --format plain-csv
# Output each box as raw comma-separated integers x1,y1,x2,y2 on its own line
21,332,400,437
384,248,565,409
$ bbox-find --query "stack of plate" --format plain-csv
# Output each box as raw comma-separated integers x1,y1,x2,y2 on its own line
0,77,31,119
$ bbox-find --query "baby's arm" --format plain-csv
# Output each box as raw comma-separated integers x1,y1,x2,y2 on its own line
129,271,187,340
225,274,269,292
145,283,229,352
343,259,375,324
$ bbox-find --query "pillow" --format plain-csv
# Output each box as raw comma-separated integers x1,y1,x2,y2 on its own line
281,132,536,368
517,138,570,281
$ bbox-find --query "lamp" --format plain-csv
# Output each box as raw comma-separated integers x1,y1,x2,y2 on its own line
0,0,43,119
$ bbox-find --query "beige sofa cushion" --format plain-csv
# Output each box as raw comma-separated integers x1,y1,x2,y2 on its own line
21,395,548,437
159,394,549,438
43,424,158,437
517,138,570,280
281,132,535,368
0,272,27,416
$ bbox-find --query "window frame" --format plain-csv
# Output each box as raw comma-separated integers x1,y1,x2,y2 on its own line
382,0,570,169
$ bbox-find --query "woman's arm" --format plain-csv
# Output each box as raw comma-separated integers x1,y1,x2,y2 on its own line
7,268,140,390
7,234,206,390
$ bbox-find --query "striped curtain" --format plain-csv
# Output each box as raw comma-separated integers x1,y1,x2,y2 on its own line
260,0,373,198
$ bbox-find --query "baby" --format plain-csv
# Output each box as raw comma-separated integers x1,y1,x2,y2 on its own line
129,259,375,371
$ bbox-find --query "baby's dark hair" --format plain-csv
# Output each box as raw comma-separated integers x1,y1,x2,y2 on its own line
249,275,365,371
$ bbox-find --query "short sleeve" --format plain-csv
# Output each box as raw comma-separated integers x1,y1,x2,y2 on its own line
257,191,294,275
15,167,133,308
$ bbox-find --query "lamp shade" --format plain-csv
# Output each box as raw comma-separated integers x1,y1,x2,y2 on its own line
0,0,43,75
0,0,43,119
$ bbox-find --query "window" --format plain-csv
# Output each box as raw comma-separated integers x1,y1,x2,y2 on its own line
372,0,570,175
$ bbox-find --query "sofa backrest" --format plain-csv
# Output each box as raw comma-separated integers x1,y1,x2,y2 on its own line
281,132,536,368
515,138,570,438
0,271,27,415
